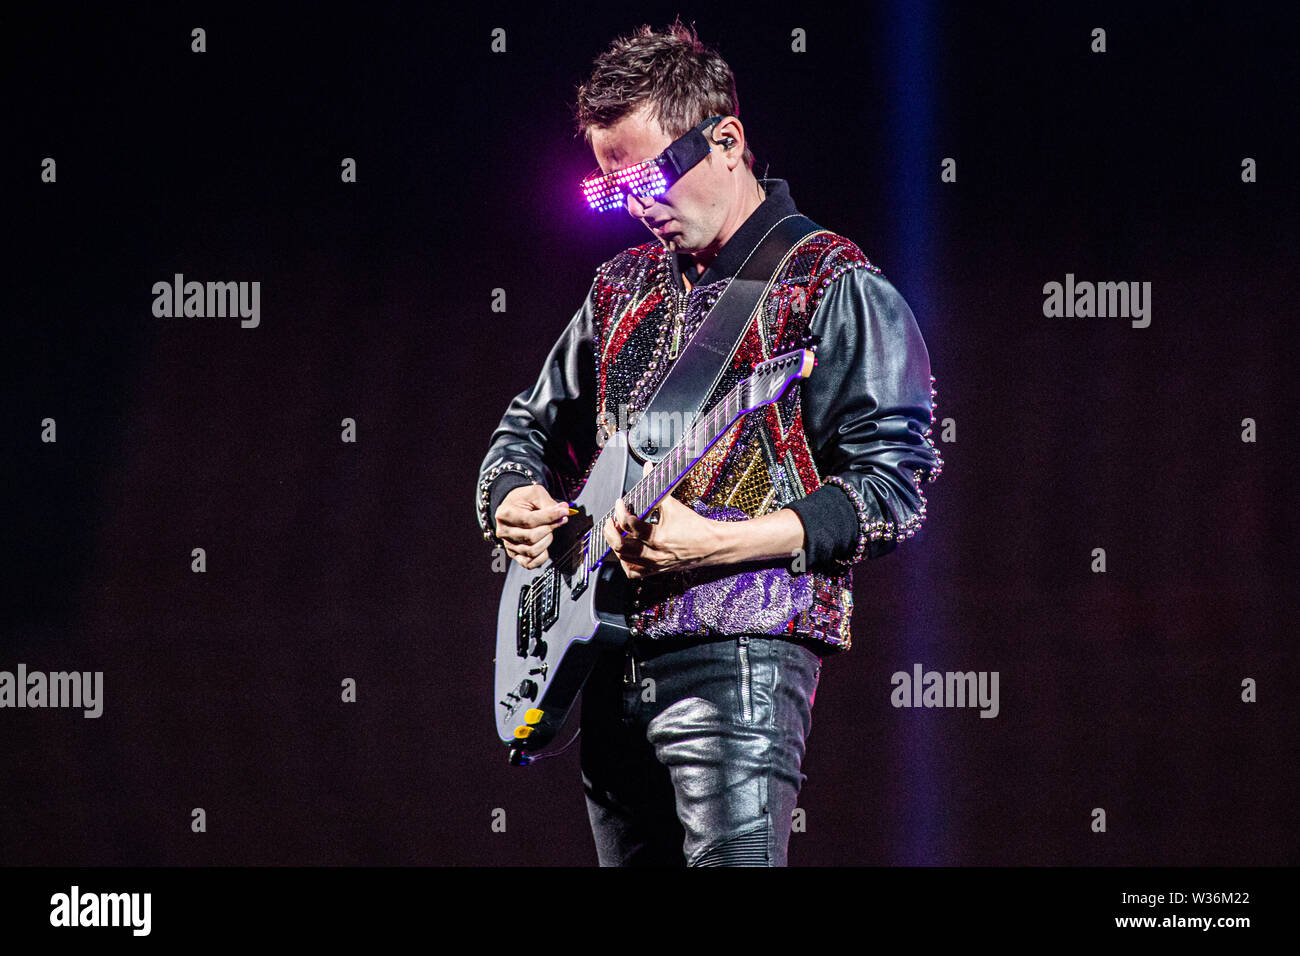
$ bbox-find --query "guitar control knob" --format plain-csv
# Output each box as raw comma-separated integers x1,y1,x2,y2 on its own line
518,679,538,700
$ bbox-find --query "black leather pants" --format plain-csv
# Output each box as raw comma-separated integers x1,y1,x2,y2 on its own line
580,634,823,866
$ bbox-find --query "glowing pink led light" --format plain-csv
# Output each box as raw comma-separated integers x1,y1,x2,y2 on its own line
581,160,670,212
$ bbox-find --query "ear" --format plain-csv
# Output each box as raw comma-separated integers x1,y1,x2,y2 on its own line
711,116,746,170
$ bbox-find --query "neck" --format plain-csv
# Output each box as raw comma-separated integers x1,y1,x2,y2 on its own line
689,175,767,274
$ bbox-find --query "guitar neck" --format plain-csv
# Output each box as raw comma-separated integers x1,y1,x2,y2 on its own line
584,378,751,572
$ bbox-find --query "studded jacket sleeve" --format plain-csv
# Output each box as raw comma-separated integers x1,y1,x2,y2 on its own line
783,266,944,568
475,280,602,543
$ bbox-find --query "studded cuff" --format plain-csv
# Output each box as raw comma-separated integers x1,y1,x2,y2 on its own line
813,374,944,571
782,485,861,573
820,476,876,567
921,374,946,483
819,473,923,572
476,462,539,544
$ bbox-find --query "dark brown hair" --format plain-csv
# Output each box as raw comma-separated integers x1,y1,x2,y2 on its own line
574,18,755,171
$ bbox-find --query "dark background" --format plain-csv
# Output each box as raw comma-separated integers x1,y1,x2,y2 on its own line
4,2,1296,866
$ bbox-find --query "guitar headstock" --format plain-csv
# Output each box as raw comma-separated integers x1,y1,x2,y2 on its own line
745,349,816,409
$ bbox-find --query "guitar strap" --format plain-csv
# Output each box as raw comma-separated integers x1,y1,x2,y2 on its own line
630,212,823,463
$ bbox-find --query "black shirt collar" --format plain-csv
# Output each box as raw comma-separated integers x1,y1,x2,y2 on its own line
673,178,798,290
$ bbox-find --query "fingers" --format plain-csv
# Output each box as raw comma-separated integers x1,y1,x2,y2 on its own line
493,485,570,569
603,517,646,580
613,498,655,539
603,516,644,560
497,499,570,533
604,503,655,579
493,496,571,560
501,496,658,578
605,501,650,554
504,530,554,569
503,483,561,511
517,549,549,570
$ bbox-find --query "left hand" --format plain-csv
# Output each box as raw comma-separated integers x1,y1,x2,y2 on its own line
602,494,724,579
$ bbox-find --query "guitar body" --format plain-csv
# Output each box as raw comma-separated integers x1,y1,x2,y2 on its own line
493,431,642,763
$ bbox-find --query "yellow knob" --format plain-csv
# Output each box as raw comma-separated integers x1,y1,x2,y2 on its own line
513,725,532,739
524,708,544,725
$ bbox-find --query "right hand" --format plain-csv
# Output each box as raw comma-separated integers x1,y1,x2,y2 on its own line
494,484,571,570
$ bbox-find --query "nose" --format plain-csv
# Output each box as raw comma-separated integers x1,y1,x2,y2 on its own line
625,191,653,219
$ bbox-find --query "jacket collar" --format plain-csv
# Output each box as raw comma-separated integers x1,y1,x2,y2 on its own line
672,178,798,290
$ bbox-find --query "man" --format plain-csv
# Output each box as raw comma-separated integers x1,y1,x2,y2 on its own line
475,21,943,866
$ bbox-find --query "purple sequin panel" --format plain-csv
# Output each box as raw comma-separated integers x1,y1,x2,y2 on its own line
641,502,816,636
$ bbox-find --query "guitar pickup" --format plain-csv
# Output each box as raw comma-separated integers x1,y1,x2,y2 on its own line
517,571,561,658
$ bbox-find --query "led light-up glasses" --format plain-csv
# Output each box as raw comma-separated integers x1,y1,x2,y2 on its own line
580,115,727,212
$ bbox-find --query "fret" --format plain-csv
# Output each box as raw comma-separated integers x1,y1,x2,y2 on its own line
652,470,662,504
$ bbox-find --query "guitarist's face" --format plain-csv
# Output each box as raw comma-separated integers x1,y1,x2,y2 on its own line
589,102,753,260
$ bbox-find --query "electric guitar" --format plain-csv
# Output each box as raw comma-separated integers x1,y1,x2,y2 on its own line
493,347,815,765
